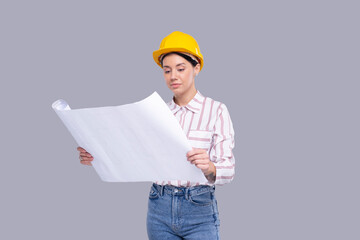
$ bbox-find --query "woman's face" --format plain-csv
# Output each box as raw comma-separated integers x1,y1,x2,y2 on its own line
162,53,200,96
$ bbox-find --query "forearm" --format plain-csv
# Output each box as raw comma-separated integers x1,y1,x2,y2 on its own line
209,103,235,185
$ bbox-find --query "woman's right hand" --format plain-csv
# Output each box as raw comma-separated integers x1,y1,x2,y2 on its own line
77,146,94,166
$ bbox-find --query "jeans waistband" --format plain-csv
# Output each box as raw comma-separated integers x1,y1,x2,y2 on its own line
152,183,215,199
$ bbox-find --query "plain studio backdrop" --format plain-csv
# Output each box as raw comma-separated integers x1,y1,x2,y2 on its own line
0,1,359,239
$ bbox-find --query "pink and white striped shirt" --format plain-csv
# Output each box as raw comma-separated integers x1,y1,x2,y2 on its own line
155,90,235,187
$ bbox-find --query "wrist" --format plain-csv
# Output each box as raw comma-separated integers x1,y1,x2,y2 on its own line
204,162,216,183
204,162,215,175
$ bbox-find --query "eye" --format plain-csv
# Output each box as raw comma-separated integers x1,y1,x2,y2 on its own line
164,70,170,74
178,68,185,72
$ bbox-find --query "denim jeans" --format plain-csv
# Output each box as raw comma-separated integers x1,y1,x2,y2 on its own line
147,183,220,240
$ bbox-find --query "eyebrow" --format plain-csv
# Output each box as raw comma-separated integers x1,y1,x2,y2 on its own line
163,63,186,68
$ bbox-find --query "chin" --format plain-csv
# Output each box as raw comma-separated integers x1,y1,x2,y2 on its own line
169,86,180,91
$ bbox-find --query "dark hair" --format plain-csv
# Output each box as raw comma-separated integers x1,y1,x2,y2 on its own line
160,52,199,68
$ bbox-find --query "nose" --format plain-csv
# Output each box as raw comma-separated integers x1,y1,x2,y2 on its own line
170,70,177,80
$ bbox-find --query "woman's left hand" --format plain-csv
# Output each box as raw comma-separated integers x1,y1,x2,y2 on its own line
186,148,216,178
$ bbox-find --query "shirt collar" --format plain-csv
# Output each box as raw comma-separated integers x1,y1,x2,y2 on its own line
168,90,205,114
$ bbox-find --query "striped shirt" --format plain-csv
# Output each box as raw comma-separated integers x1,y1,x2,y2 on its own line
155,90,235,187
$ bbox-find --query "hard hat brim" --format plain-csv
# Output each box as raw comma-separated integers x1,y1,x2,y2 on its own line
153,47,204,71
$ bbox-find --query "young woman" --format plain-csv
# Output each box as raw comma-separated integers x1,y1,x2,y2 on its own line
77,31,235,240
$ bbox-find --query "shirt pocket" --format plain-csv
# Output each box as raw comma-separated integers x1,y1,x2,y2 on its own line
188,129,213,150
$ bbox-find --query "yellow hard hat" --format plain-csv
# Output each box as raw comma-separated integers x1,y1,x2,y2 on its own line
153,31,204,71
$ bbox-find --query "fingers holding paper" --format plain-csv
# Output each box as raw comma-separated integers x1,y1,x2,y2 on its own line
187,148,212,173
77,146,93,166
187,148,216,183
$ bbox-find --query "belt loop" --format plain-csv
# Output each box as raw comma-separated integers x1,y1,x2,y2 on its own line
160,185,164,196
185,188,189,200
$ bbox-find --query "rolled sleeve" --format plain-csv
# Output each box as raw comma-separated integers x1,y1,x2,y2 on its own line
209,104,235,185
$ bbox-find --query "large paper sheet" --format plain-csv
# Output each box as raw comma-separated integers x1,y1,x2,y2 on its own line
52,92,207,183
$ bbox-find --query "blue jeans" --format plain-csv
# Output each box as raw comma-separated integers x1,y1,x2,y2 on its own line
147,183,220,240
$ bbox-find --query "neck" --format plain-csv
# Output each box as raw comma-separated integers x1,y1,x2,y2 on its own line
174,87,197,106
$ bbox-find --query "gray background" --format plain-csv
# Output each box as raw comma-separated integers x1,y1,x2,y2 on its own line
1,0,359,239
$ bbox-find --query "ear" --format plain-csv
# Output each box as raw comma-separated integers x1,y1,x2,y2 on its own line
194,63,200,76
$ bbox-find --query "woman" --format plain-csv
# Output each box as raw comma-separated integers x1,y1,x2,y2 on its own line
77,31,235,240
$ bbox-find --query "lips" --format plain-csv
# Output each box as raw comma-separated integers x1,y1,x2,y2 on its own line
171,83,181,88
